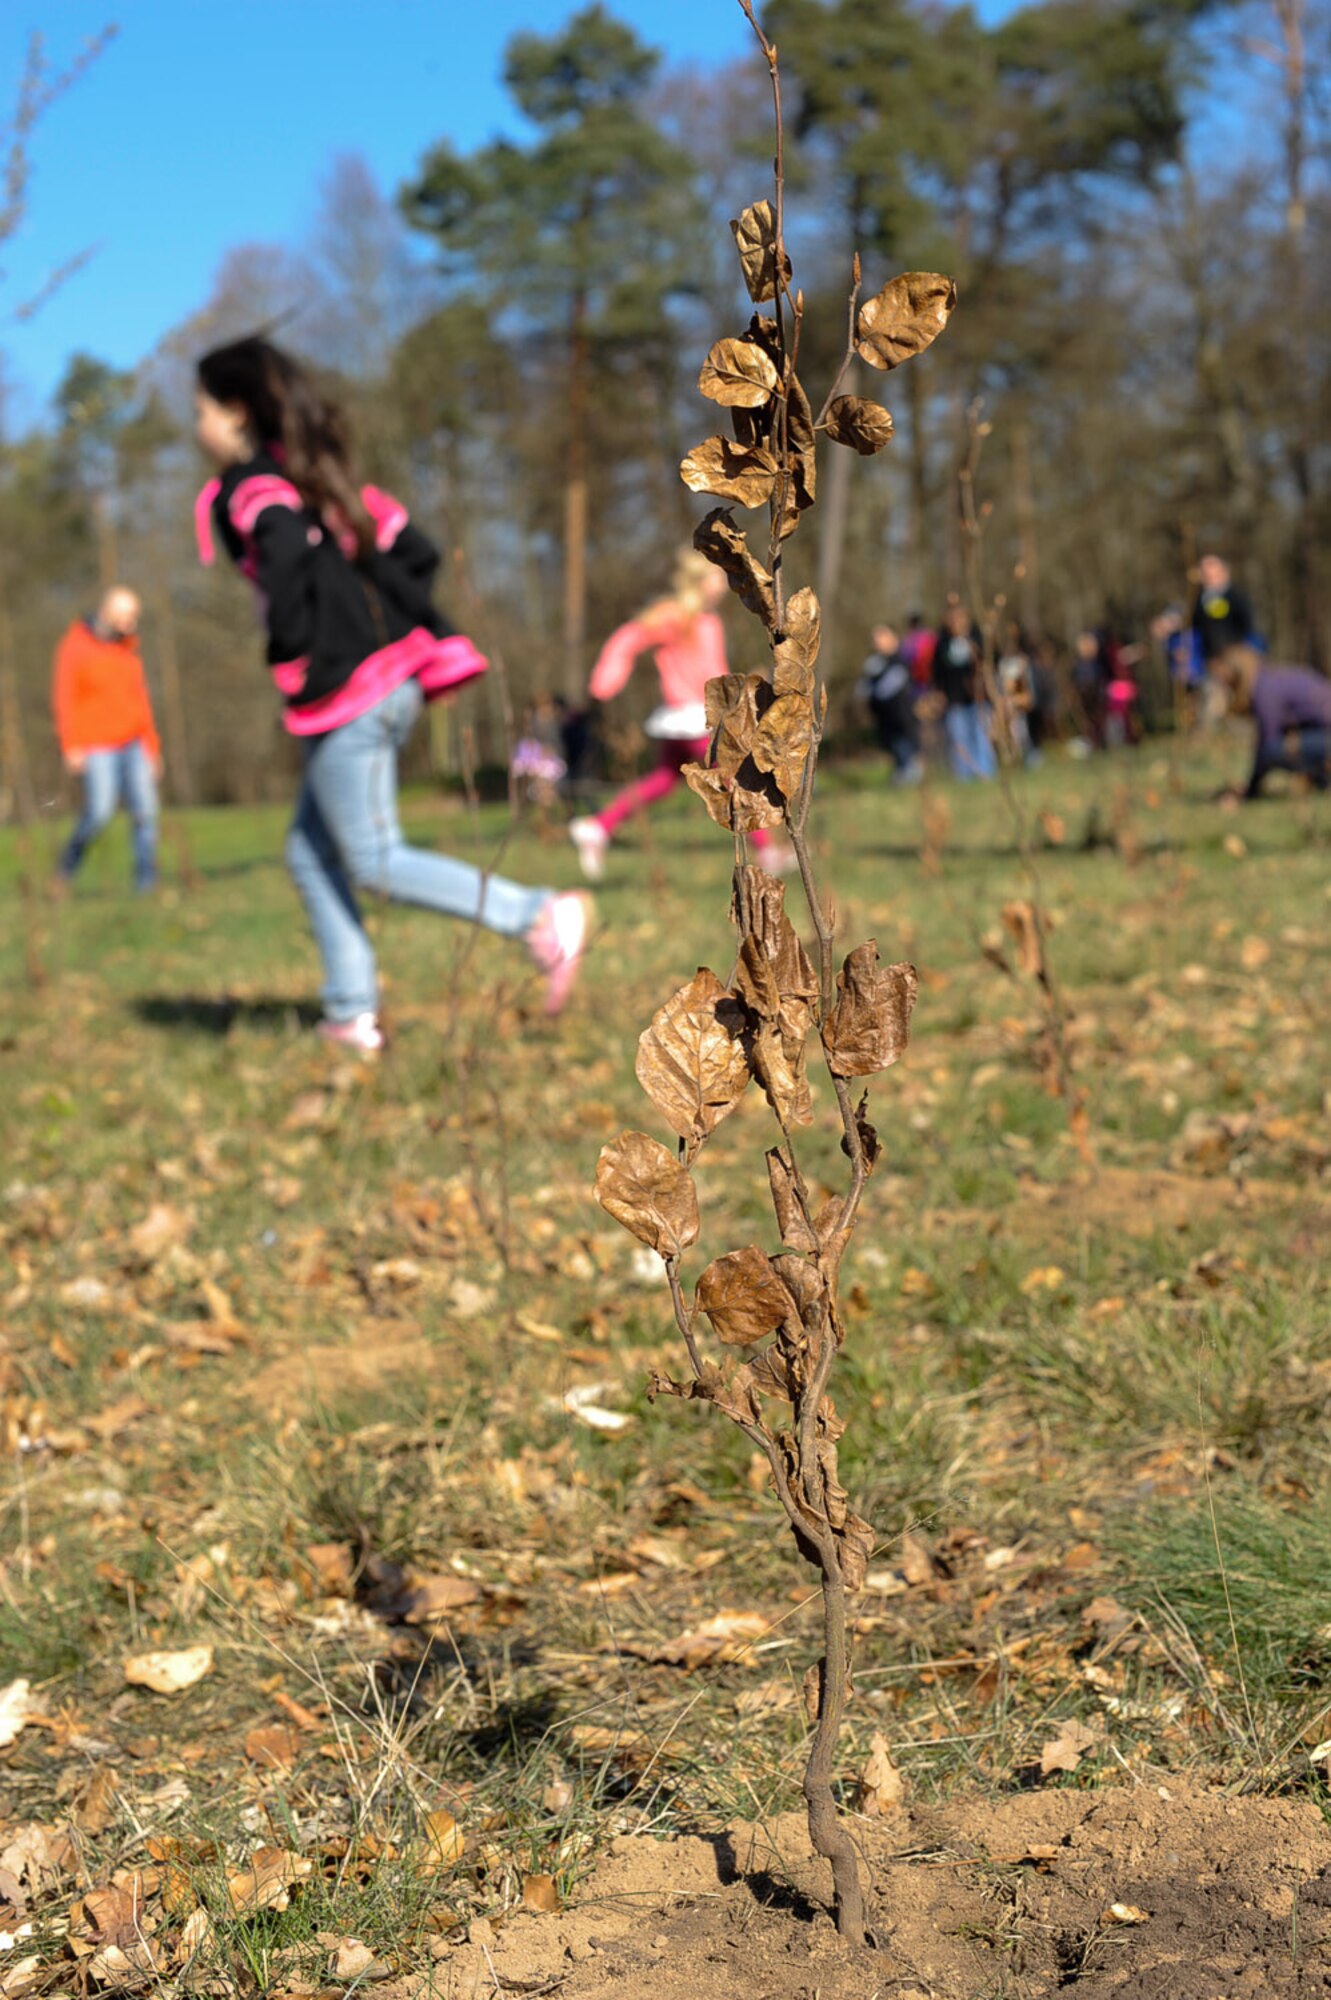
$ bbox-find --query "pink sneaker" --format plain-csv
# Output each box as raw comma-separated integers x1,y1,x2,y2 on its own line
756,840,799,876
569,816,608,881
527,892,591,1015
317,1011,384,1056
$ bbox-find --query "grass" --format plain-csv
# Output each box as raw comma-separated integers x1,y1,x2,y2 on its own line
1,735,1329,1975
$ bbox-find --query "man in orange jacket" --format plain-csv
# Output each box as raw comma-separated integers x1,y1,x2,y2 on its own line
54,587,161,892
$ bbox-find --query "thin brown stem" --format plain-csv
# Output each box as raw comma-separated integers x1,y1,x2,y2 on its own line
814,260,864,431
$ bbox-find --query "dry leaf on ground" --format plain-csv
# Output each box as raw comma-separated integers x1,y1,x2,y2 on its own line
624,1610,768,1670
419,1810,465,1874
328,1937,389,1980
521,1874,560,1914
857,1731,906,1815
225,1846,312,1916
1040,1717,1098,1775
402,1570,484,1622
123,1646,213,1695
735,1679,797,1717
244,1723,303,1769
127,1202,192,1264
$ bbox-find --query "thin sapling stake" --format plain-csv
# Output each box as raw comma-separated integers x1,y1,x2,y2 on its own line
594,5,954,1946
957,406,1088,1148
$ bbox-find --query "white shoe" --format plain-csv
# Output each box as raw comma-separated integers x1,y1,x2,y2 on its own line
569,817,608,881
317,1012,384,1056
756,841,799,876
528,891,591,1015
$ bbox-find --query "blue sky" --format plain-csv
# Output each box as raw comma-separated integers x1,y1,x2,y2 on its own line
0,0,761,424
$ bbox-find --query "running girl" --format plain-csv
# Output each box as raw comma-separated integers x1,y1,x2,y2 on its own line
194,336,587,1054
569,550,791,879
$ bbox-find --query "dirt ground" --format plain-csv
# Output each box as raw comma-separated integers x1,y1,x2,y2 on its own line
427,1785,1331,1999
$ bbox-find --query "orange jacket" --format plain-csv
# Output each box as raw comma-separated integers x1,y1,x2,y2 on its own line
52,620,159,760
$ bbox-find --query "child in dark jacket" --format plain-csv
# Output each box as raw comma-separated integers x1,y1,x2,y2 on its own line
195,337,587,1052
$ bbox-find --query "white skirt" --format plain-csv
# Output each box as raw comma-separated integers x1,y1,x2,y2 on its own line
644,701,708,740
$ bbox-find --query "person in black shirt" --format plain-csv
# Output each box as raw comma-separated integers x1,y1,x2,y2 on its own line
856,623,921,782
1191,554,1255,664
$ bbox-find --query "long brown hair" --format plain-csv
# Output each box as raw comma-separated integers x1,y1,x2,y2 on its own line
196,336,374,557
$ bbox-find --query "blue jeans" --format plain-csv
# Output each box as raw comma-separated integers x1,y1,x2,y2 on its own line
286,677,551,1021
944,702,996,781
59,740,158,889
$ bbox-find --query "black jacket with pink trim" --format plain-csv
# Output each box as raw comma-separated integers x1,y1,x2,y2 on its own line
200,453,483,725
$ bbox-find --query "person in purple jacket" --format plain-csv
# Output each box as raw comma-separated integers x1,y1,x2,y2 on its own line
1217,646,1331,800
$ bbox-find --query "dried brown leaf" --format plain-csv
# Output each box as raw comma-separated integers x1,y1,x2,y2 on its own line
825,395,895,454
420,1810,465,1874
774,587,821,697
521,1873,561,1914
681,434,779,509
752,690,814,799
127,1202,192,1265
636,968,752,1145
839,1512,875,1593
401,1570,483,1624
594,1132,700,1259
1040,1717,1097,1775
244,1724,302,1770
628,1610,769,1669
698,337,779,408
681,761,736,829
697,1245,793,1346
822,945,918,1078
730,199,791,303
706,672,773,778
693,508,776,629
766,1148,818,1253
123,1646,213,1695
856,272,957,372
1001,899,1045,979
225,1846,312,1916
857,1731,906,1815
683,757,785,833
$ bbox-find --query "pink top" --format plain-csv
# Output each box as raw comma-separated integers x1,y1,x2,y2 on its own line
589,609,727,709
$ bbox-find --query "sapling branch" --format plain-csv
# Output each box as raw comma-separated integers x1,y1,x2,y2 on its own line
596,4,953,1950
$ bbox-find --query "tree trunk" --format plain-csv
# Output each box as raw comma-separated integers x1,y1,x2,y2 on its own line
94,490,119,590
153,588,195,807
0,589,46,987
905,363,929,610
1011,415,1041,642
563,289,591,700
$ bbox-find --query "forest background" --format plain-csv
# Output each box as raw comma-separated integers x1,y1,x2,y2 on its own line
1,0,1328,808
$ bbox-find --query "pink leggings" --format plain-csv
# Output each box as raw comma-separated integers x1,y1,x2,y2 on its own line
596,736,772,849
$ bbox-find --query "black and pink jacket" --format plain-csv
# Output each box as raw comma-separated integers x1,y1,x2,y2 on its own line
196,453,486,736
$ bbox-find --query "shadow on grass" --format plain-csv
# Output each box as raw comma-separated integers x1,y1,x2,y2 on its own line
131,993,321,1036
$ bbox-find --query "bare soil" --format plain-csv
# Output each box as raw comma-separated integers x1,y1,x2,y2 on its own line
429,1784,1331,1998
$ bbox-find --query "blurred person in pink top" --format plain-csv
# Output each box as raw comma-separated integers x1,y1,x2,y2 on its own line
569,550,790,878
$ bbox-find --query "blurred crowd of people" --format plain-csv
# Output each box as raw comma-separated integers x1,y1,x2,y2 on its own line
505,549,1328,833
853,553,1329,802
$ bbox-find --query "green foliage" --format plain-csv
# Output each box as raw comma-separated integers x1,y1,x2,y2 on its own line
401,7,704,340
